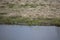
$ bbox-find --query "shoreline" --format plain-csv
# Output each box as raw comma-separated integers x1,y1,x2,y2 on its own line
0,24,57,26
0,17,60,27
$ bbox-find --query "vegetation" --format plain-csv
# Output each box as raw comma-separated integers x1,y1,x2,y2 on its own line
8,3,15,8
51,19,60,26
0,0,60,27
0,16,60,26
0,13,7,15
19,3,38,8
0,5,6,8
19,3,48,8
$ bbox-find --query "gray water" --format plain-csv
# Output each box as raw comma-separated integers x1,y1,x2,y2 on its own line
0,25,60,40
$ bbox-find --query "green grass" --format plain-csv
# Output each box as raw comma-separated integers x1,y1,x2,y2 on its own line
0,16,60,26
51,19,60,26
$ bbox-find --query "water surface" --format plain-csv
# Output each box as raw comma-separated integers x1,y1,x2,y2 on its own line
0,25,60,40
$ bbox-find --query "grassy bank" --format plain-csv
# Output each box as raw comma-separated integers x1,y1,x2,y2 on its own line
0,16,60,26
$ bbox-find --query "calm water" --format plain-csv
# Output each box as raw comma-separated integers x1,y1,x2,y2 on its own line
0,25,60,40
